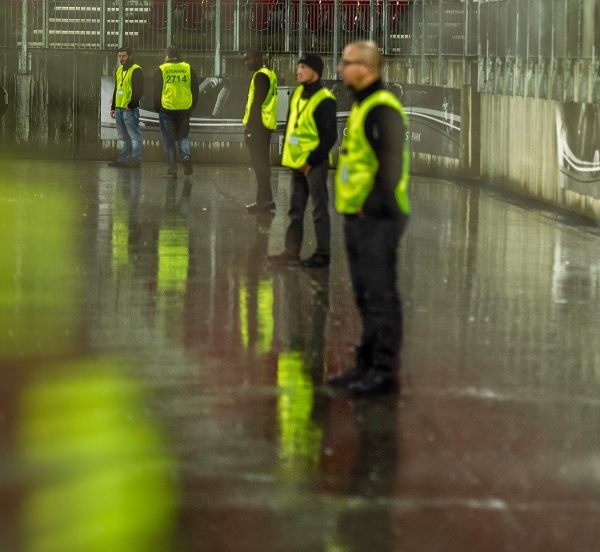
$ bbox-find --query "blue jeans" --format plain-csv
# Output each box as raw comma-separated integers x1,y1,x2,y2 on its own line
115,107,143,163
159,111,191,174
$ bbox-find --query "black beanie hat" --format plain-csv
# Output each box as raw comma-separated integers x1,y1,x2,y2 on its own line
298,53,324,78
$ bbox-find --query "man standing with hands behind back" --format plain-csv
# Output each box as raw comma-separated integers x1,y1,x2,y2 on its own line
109,46,144,168
267,53,337,268
329,41,410,397
242,48,278,213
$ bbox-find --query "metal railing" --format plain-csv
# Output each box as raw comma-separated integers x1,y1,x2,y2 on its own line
478,0,597,61
1,0,466,55
1,0,597,63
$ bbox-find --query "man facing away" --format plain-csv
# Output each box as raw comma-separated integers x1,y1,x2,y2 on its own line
242,48,278,213
108,46,144,168
153,45,199,179
329,41,410,397
267,53,337,269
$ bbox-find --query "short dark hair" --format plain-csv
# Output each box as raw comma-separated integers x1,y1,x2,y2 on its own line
166,45,180,59
118,46,132,55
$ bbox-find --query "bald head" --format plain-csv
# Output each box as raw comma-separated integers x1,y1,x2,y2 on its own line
351,41,382,74
339,41,382,90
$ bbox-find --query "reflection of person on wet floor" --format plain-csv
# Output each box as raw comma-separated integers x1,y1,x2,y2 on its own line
242,48,278,213
329,41,410,397
267,53,337,269
108,46,144,168
334,400,398,550
153,45,199,179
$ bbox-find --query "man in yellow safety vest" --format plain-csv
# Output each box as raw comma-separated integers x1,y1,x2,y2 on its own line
153,45,199,179
108,46,144,168
267,53,337,268
329,41,410,397
242,48,278,213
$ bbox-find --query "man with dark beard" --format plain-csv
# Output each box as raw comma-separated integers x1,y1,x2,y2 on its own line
108,46,144,168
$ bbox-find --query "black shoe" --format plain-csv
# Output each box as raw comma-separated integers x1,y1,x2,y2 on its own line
347,369,399,397
302,253,330,268
164,171,177,179
267,251,300,266
130,160,142,168
107,160,130,168
327,367,366,390
247,201,275,213
183,160,193,175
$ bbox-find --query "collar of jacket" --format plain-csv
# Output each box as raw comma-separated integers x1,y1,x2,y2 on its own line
301,79,324,99
352,79,384,104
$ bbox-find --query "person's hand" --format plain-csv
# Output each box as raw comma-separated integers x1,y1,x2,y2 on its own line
300,163,311,176
110,109,115,119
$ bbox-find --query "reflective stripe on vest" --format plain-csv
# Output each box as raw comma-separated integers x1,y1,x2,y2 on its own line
159,62,193,110
115,63,141,108
281,86,335,169
243,67,278,130
335,90,410,215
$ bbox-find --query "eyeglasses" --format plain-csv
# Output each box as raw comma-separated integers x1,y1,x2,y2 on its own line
339,59,363,67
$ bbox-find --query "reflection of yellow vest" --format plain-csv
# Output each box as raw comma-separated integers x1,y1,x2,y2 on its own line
243,67,278,130
159,61,193,110
281,86,335,169
115,63,141,108
335,90,410,215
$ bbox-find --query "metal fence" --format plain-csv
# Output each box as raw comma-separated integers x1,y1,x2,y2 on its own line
1,0,597,61
478,0,597,61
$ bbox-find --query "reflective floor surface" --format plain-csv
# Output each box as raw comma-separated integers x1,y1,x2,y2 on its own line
1,160,600,551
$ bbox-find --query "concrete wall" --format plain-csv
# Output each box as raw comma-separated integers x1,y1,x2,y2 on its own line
1,49,599,219
479,65,600,219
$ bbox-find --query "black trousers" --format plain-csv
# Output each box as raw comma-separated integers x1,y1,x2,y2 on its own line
245,128,273,204
343,214,408,373
284,160,330,257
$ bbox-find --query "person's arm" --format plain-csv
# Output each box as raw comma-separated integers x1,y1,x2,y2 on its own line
190,68,199,111
0,85,8,116
306,97,337,168
247,72,270,130
128,67,144,109
361,104,406,218
153,69,163,113
110,77,117,115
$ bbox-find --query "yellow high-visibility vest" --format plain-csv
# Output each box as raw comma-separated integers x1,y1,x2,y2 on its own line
115,63,141,108
159,61,193,110
335,89,410,215
243,67,278,130
281,86,335,169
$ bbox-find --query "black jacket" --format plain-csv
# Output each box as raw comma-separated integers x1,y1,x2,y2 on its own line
246,70,271,133
352,79,407,219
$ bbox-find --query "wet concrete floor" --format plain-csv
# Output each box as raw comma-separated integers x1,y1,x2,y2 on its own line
1,160,600,551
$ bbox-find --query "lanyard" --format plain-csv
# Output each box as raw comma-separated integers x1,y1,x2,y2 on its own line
120,67,130,88
293,92,310,129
